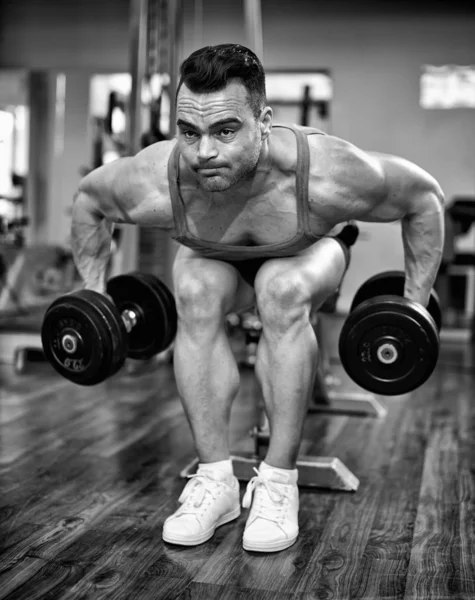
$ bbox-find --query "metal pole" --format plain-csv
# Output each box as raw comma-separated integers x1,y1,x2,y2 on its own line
243,0,264,62
193,0,204,49
128,0,149,155
120,0,148,273
168,0,184,139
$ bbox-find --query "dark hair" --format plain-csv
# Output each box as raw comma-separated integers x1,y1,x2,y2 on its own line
176,44,267,118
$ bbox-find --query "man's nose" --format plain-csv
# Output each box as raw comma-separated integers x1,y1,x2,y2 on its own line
198,135,218,161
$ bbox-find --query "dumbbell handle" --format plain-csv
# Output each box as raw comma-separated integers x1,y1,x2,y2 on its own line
61,307,138,355
121,308,138,333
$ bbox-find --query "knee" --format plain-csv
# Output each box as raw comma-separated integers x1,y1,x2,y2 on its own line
174,271,224,324
255,267,310,332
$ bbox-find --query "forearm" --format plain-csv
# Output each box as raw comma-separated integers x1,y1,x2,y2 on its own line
401,193,445,307
71,191,114,293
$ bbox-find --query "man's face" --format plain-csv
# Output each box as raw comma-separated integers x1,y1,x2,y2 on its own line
176,80,264,192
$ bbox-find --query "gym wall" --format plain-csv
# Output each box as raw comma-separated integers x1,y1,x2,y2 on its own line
1,0,474,307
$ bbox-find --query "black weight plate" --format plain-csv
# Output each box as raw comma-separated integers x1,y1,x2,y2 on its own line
351,271,442,331
339,295,439,396
91,292,128,378
129,272,173,350
71,291,127,380
142,274,177,350
134,273,177,349
131,271,170,348
41,290,116,385
107,273,169,359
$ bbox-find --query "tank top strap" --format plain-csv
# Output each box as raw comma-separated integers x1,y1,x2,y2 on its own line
281,124,317,239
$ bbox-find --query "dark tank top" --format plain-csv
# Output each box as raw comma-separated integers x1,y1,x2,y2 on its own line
167,124,325,261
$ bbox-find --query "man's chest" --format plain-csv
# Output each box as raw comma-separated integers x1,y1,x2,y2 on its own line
181,176,334,246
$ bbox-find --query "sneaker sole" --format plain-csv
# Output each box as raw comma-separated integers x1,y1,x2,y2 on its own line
242,533,298,553
162,506,241,546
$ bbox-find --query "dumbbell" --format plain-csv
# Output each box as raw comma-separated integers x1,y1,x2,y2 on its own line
41,272,177,386
338,271,441,396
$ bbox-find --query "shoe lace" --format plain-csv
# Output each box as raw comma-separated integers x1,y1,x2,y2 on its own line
177,472,225,514
242,468,292,523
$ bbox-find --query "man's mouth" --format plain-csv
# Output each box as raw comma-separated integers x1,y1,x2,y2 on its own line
197,168,223,176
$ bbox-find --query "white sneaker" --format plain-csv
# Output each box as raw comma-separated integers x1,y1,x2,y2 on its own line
162,467,240,546
242,466,299,552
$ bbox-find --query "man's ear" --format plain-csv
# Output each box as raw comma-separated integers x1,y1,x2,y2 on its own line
260,106,273,140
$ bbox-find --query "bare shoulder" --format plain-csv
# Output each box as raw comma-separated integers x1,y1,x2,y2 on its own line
79,140,177,227
132,139,176,189
308,134,385,197
307,134,442,223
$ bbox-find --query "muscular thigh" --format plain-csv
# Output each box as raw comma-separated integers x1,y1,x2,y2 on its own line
172,245,255,315
254,237,348,311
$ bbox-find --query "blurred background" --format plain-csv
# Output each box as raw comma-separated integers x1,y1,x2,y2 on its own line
0,0,474,362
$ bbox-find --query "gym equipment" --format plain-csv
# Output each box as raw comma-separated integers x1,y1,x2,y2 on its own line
181,401,359,491
41,272,177,386
339,271,441,396
309,312,387,418
349,270,442,332
0,245,81,373
448,197,475,234
237,309,262,368
244,0,263,60
243,413,358,490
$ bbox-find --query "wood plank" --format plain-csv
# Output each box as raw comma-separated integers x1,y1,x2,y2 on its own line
0,387,193,595
0,411,194,560
51,496,241,599
404,371,466,600
457,370,475,600
0,478,153,594
0,556,86,600
289,398,412,596
174,582,306,599
346,391,433,598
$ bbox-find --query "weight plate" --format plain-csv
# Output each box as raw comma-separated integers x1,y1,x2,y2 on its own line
91,292,128,378
351,271,442,331
107,273,170,359
41,290,116,386
128,272,172,350
339,295,439,396
134,273,178,349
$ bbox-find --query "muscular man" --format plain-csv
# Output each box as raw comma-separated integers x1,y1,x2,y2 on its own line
72,44,444,552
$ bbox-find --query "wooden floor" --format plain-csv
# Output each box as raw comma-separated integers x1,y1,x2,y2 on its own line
0,320,474,600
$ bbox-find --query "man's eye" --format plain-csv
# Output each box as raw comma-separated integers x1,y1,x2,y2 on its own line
220,128,234,137
183,130,198,139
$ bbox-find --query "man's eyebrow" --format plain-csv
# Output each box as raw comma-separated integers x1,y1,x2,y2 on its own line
176,118,242,129
210,118,242,128
176,119,196,129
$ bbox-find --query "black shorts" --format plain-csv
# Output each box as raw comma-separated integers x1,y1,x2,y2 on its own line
226,236,351,289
